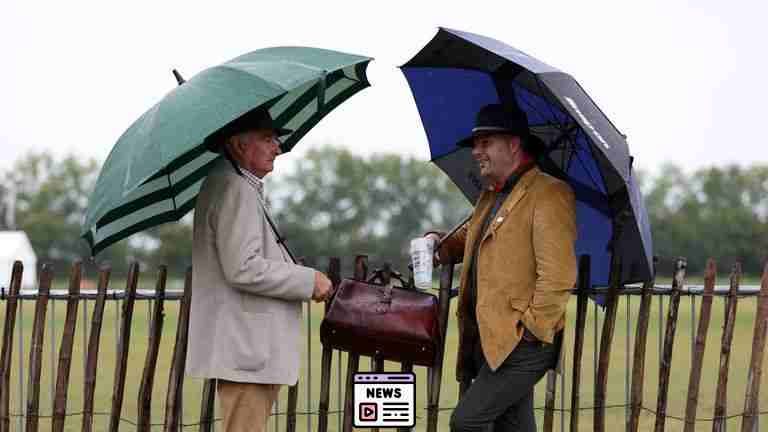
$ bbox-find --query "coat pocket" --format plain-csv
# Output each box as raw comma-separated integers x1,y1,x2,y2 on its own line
224,310,272,372
508,295,530,312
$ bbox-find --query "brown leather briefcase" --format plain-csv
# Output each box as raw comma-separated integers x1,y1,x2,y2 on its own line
320,278,440,367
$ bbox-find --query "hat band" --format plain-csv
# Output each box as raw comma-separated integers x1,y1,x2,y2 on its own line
472,126,510,133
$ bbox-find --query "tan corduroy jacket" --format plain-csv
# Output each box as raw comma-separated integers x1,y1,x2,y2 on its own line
438,166,577,374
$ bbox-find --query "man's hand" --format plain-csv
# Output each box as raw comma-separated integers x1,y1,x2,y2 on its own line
312,271,333,303
425,232,442,266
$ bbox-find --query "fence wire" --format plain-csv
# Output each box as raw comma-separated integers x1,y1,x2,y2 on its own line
3,405,767,427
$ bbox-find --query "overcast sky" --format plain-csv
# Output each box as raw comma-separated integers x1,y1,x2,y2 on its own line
2,0,765,176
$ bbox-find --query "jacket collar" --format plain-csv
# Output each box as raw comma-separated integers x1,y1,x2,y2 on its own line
479,166,541,242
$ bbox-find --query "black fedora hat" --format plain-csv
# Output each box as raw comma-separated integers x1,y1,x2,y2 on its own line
205,106,292,153
456,103,530,148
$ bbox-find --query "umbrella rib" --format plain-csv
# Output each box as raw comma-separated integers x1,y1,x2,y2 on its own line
95,156,218,229
90,209,180,256
167,173,177,211
585,133,616,203
572,131,608,198
273,70,348,127
281,79,370,151
514,82,560,132
529,75,575,140
216,64,287,92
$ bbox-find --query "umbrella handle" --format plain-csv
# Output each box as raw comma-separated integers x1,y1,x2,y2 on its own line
436,213,471,248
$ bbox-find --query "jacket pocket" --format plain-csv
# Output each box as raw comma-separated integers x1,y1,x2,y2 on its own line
224,310,272,372
508,295,530,312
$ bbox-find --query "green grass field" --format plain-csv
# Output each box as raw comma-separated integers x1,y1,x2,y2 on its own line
1,275,766,432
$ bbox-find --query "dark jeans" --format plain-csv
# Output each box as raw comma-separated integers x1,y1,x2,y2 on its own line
450,336,559,432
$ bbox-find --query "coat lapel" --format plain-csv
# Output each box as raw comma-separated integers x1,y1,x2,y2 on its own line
481,167,540,243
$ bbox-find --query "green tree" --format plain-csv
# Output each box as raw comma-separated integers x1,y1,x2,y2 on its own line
3,151,131,273
644,163,768,274
133,219,193,275
2,151,197,276
270,146,471,272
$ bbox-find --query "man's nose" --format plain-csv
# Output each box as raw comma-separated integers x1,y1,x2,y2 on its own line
274,142,283,156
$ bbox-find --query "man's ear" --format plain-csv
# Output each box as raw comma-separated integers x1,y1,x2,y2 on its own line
505,135,522,154
226,134,244,159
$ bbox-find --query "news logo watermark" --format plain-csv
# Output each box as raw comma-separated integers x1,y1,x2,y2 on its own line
353,372,415,428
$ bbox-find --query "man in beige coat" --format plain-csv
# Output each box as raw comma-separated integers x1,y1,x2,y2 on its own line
186,107,333,432
427,104,577,432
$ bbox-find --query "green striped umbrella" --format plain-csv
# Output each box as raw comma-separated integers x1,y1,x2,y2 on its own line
82,47,371,255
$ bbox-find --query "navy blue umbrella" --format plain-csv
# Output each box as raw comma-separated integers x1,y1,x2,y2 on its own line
401,28,653,287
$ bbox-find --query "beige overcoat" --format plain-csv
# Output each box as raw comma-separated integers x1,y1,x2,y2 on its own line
186,158,315,384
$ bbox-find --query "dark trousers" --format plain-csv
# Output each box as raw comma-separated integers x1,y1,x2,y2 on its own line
450,337,559,432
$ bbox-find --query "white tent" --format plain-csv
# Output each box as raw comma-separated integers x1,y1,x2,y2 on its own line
0,231,37,289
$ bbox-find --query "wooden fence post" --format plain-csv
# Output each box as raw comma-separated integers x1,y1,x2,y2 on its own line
341,255,367,432
0,261,22,432
628,257,657,432
164,267,192,432
199,379,216,432
138,266,167,432
569,255,591,432
712,263,742,432
683,259,716,432
371,263,392,376
286,381,299,432
109,262,139,432
82,265,111,432
426,259,455,432
364,263,393,432
354,255,368,282
393,263,417,432
316,256,340,432
594,252,623,432
24,264,53,432
543,368,558,432
741,262,768,432
52,261,82,432
654,257,687,432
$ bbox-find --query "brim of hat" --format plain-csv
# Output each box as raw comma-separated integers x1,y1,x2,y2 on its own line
456,129,518,148
206,127,294,153
275,127,293,137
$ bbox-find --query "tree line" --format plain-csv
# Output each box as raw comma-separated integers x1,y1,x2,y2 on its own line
0,149,765,278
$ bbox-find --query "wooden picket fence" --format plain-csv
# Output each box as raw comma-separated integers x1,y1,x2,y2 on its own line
0,255,766,432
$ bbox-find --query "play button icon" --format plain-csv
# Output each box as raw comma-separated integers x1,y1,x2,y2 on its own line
353,373,415,427
359,403,377,421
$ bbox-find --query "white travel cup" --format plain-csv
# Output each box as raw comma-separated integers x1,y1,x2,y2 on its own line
410,237,435,290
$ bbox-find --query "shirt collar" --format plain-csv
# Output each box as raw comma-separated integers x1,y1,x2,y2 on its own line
238,165,265,197
494,162,535,193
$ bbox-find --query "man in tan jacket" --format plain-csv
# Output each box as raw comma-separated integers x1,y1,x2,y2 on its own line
186,107,333,432
427,104,577,432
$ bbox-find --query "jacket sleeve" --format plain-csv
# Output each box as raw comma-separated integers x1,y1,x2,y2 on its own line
212,177,315,301
521,180,578,343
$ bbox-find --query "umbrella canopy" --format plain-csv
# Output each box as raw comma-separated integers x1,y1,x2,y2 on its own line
401,28,653,287
83,47,371,255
